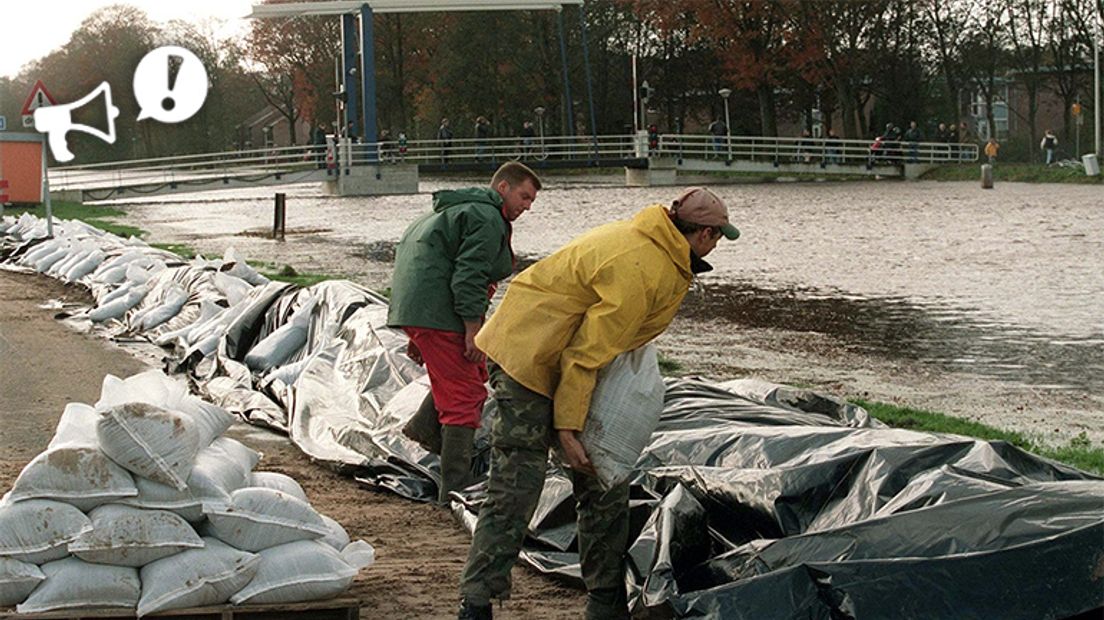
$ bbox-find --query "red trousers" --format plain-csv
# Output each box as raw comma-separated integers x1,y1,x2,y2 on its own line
403,327,488,429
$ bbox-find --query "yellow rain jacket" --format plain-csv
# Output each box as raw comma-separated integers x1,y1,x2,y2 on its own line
475,205,693,431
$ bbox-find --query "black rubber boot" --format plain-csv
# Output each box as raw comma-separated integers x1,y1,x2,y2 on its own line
585,587,630,620
457,598,493,620
402,391,442,455
438,424,476,504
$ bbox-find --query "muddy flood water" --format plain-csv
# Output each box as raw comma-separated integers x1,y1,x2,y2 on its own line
105,177,1103,446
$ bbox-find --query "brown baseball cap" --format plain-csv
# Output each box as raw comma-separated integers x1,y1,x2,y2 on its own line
670,187,740,240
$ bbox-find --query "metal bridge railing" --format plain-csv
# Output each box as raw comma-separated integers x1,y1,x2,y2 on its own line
343,134,638,166
50,144,332,191
50,133,979,192
656,134,979,165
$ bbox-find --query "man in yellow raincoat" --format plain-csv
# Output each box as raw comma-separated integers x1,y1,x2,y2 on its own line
457,187,740,620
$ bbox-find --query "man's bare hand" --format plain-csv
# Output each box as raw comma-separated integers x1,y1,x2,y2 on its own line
463,320,485,363
557,430,596,476
406,340,423,366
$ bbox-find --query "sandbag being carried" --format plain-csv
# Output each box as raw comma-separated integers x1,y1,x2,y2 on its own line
137,537,259,617
0,557,44,607
0,499,91,564
17,557,140,614
580,344,665,490
205,487,329,552
68,504,204,567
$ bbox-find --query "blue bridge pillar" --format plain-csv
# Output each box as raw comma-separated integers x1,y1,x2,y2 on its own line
359,4,378,150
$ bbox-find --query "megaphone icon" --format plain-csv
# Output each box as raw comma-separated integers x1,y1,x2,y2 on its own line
34,82,120,163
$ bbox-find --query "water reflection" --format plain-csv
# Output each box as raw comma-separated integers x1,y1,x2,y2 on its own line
682,281,1104,393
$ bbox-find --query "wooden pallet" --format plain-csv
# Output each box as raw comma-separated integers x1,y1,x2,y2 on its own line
0,597,359,620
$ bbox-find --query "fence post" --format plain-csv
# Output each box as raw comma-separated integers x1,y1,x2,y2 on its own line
273,192,286,241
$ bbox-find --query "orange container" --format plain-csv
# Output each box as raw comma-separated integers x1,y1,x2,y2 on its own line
0,133,45,204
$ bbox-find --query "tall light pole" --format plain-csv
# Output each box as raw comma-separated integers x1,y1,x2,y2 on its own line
718,88,733,161
1095,20,1101,157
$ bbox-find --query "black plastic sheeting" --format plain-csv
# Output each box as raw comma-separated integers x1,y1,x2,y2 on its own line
3,216,1102,619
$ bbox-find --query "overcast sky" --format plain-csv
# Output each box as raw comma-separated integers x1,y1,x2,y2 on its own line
1,0,257,80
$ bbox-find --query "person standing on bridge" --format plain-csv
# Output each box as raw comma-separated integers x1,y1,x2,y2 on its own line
438,118,454,162
904,121,923,163
708,118,727,158
475,116,492,161
455,187,740,620
388,162,542,506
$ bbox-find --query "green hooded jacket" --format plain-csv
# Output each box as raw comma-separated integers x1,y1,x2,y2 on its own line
386,187,513,333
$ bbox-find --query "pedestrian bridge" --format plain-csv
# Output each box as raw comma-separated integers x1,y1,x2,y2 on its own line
49,134,978,201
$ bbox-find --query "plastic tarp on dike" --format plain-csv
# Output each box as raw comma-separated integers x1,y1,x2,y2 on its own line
3,213,1102,619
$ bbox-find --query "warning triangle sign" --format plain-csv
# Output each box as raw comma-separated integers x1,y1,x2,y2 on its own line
21,80,57,115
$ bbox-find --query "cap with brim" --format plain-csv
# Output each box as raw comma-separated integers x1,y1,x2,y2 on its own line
671,187,740,240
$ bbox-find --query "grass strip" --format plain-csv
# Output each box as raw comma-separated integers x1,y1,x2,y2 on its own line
250,262,335,288
920,162,1103,184
856,398,1103,475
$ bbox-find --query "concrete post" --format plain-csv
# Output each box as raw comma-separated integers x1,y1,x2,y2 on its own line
981,164,994,189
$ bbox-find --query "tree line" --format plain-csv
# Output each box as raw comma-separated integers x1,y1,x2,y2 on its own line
1,0,1100,164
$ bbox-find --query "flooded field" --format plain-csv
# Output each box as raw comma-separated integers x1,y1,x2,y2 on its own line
106,177,1104,445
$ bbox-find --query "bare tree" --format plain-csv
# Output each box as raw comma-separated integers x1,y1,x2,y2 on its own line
1006,0,1050,161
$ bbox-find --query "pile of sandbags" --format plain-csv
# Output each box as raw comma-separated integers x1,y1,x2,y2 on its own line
0,369,373,615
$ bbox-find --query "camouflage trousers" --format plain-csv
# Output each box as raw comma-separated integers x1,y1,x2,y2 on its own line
460,363,631,615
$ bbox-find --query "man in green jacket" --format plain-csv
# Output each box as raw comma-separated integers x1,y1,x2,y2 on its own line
387,162,541,504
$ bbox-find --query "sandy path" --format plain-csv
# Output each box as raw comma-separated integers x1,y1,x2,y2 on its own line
0,270,585,618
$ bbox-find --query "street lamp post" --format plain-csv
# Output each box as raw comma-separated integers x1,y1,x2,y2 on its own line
718,88,733,161
1095,21,1101,157
535,106,546,154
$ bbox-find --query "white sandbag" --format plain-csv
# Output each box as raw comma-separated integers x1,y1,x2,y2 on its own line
262,351,317,388
16,557,140,614
229,540,360,605
243,297,317,372
0,500,92,564
319,515,350,551
213,271,253,306
137,537,259,617
10,405,137,511
98,250,150,274
154,300,223,347
580,343,666,490
221,247,269,286
47,246,90,278
97,370,234,447
33,245,70,272
0,557,44,607
117,476,205,523
96,402,202,490
64,248,105,281
48,402,100,448
97,280,139,306
95,263,129,285
19,238,63,265
185,437,261,505
89,283,149,322
137,284,190,331
249,471,308,502
68,504,204,567
205,488,329,552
